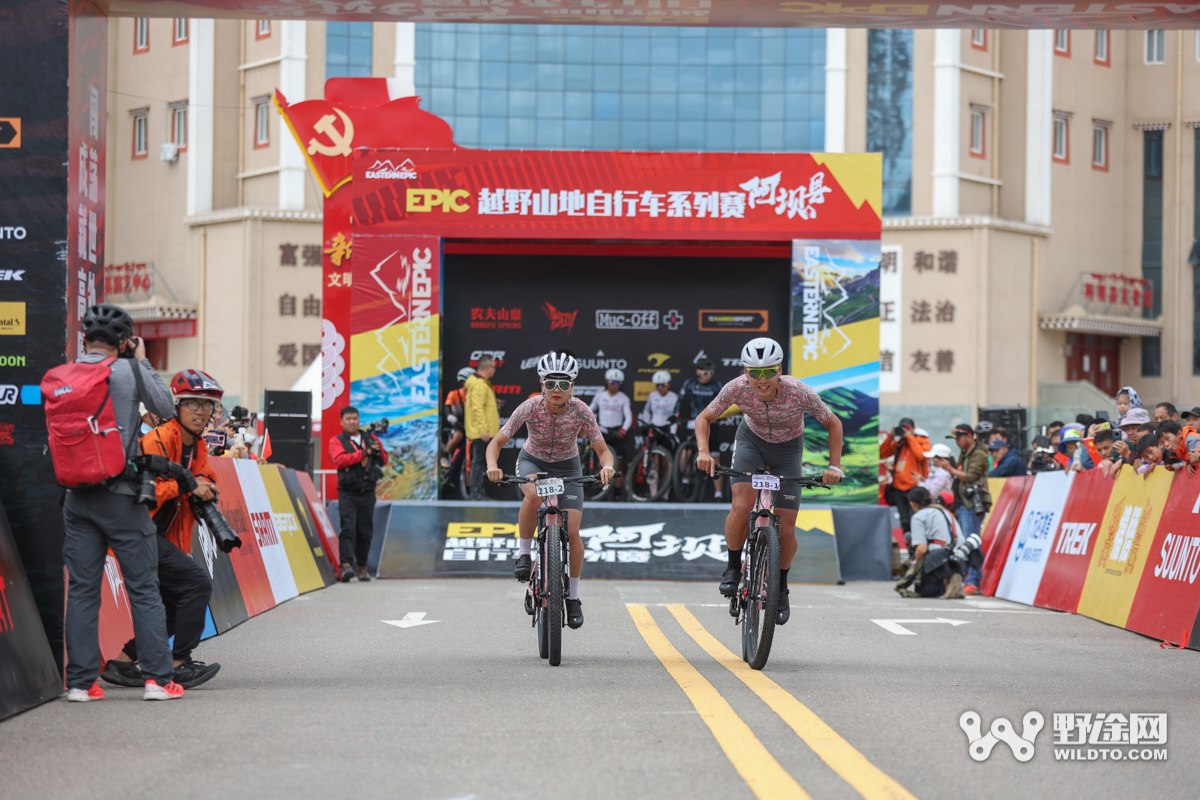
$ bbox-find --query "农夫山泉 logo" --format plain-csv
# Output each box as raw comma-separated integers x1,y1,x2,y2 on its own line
470,307,521,330
542,302,578,334
0,302,25,335
407,188,470,213
364,158,417,180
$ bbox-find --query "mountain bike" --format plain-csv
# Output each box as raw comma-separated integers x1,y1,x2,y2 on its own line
496,473,601,667
673,434,707,502
715,466,829,670
578,434,617,501
623,422,676,502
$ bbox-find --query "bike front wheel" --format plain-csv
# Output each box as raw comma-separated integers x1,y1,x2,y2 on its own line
544,522,564,666
742,525,781,670
672,438,703,502
623,446,674,502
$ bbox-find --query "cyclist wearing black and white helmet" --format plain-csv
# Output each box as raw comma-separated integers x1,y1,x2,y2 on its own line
694,336,844,626
486,351,615,630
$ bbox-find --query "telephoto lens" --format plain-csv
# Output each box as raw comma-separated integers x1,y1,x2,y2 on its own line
189,497,242,553
134,469,158,509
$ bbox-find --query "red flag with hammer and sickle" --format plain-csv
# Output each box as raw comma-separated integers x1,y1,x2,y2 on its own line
274,91,457,196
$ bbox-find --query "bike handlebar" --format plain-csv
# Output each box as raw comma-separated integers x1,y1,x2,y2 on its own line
496,473,603,486
714,466,832,490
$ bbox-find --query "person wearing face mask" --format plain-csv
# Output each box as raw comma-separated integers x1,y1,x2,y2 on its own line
139,403,160,436
100,369,223,692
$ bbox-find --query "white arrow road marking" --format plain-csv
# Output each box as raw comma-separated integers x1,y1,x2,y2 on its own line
870,617,972,635
382,612,440,629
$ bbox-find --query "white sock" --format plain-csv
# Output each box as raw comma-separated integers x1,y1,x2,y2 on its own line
569,577,580,600
714,491,723,499
519,538,532,555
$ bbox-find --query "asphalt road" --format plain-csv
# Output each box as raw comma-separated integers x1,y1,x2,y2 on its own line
3,578,1197,800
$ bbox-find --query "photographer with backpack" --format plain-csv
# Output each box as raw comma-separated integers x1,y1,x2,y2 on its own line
42,304,185,702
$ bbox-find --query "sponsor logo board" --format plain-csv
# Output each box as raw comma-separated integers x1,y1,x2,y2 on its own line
542,302,578,334
699,309,768,332
595,309,659,330
0,302,25,335
364,158,417,180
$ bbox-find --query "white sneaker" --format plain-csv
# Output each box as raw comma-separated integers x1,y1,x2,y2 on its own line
143,679,185,700
66,682,104,702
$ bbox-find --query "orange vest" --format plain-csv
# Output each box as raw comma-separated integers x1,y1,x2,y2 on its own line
139,418,217,554
1174,426,1199,461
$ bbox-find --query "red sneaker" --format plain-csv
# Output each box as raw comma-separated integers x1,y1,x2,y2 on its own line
143,679,185,700
67,682,104,702
963,584,979,595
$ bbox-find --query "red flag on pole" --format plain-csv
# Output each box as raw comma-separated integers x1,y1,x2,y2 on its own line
261,429,273,463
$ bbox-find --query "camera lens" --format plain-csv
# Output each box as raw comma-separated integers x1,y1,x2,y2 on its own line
190,497,242,553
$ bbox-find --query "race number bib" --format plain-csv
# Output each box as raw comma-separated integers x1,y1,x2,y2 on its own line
535,477,565,497
751,474,780,491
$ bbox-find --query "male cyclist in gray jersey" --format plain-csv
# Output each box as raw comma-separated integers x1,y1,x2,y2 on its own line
694,337,844,625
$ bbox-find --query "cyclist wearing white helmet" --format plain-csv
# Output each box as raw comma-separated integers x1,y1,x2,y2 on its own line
590,367,635,475
642,369,679,429
486,351,615,630
678,358,725,498
694,336,844,626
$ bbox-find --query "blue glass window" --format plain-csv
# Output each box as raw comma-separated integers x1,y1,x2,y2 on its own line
326,22,373,80
866,30,913,217
414,24,825,152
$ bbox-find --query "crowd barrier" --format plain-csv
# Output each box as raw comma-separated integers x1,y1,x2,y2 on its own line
980,466,1200,650
94,462,344,667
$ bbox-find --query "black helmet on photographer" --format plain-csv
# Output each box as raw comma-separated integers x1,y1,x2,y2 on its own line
82,303,135,348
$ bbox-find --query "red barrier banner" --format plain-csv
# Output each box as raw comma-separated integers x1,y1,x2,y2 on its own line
1032,469,1115,613
1125,469,1200,647
296,470,343,579
979,476,1033,597
96,555,134,665
209,458,276,618
351,148,881,241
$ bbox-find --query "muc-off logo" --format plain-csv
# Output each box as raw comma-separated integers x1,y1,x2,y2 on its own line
961,711,1043,762
364,158,417,180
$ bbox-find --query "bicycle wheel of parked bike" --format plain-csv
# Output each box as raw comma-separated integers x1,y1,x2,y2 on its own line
742,525,781,670
672,437,704,503
545,524,564,666
623,446,674,502
579,443,613,501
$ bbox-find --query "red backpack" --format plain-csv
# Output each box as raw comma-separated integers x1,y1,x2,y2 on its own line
41,357,131,488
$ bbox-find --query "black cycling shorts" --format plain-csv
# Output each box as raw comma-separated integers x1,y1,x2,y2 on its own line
729,423,803,511
516,450,584,514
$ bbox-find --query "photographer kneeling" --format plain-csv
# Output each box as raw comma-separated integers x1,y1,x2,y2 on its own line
895,487,966,598
101,369,224,690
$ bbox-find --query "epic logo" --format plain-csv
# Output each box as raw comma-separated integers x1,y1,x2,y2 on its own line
406,188,470,213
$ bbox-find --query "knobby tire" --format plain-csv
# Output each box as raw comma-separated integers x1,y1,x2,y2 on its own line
545,521,564,666
743,525,781,670
537,529,550,660
672,439,702,502
624,446,674,502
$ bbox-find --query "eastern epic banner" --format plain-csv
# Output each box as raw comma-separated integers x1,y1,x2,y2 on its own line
350,234,442,500
791,239,881,504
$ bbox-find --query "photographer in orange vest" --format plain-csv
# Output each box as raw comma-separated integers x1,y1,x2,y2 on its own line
881,417,931,537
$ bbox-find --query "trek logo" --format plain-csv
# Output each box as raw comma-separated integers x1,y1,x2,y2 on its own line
468,349,505,368
0,385,17,405
364,158,417,180
1054,522,1097,556
1153,533,1200,584
306,108,354,158
250,511,281,547
407,188,470,213
0,270,23,281
961,711,1043,762
542,302,578,334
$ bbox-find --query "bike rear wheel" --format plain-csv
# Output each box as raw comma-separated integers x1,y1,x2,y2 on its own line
623,446,674,502
672,438,703,502
545,521,564,666
742,525,781,670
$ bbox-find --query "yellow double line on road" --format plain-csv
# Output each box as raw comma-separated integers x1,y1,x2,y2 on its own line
627,604,917,800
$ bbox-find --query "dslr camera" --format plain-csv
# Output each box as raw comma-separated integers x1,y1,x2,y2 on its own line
892,425,908,440
130,454,241,553
360,417,390,436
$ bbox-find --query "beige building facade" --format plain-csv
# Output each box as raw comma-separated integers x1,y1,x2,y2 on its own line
105,21,1199,435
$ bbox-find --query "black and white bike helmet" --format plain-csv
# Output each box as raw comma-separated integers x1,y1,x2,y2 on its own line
456,367,474,382
740,337,784,369
537,351,579,381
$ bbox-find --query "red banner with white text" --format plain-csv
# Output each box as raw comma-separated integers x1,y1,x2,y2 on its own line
1032,469,1115,614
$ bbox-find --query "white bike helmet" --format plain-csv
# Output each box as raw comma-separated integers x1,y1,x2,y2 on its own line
605,368,624,382
651,370,671,385
456,367,474,382
741,337,784,369
537,351,579,380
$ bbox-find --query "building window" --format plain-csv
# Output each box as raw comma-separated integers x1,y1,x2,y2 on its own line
173,18,188,45
1095,30,1109,65
253,97,270,147
970,107,986,157
1146,31,1166,64
326,21,372,80
134,18,149,53
256,19,271,40
132,111,148,159
170,103,187,150
1142,129,1164,376
1054,30,1070,55
971,30,987,51
1092,123,1108,170
1053,115,1069,163
867,29,913,216
413,25,827,154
